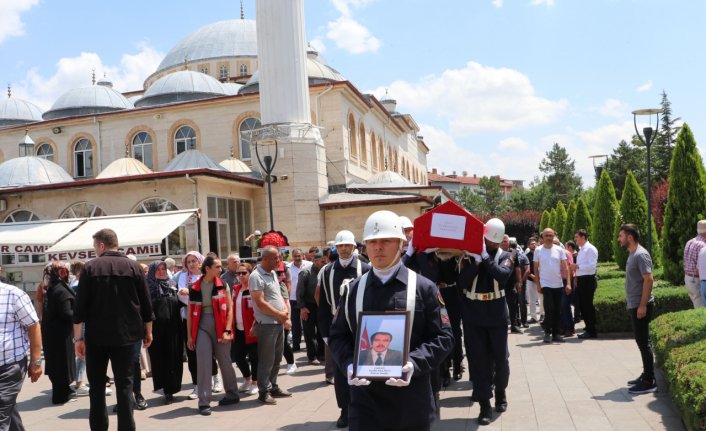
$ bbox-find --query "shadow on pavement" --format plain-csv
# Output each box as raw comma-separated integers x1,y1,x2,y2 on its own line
592,387,632,403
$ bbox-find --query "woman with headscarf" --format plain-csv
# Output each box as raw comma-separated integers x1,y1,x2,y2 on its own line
146,260,184,404
42,261,76,404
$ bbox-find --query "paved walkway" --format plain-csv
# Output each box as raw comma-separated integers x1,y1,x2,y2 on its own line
16,325,685,430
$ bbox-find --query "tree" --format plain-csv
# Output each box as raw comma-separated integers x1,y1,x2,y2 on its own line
457,187,487,215
538,143,583,207
501,210,542,245
572,197,592,237
651,91,682,182
539,210,551,232
651,179,669,236
612,171,659,270
564,199,577,241
661,124,706,284
479,176,506,215
549,208,558,233
592,170,618,262
555,201,567,242
604,139,646,200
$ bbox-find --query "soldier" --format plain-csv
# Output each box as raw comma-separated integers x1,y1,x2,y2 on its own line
329,210,453,431
316,230,371,428
459,218,513,425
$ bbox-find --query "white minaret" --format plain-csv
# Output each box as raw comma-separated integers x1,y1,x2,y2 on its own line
254,0,328,246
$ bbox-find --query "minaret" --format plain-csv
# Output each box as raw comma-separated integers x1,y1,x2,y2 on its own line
254,0,328,245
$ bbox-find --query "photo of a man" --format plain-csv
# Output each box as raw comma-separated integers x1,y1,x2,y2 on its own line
357,332,404,367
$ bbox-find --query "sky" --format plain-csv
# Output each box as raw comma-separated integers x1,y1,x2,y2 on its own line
1,0,705,187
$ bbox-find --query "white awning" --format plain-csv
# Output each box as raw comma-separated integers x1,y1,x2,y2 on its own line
0,218,85,248
46,209,197,253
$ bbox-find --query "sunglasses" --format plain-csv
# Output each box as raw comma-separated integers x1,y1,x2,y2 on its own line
236,271,249,275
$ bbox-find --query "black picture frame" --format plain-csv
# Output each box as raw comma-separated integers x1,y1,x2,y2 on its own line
353,311,410,380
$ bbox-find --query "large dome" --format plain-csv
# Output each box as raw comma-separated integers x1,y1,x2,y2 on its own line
0,156,74,188
156,19,257,75
0,97,43,127
43,85,133,120
135,71,227,107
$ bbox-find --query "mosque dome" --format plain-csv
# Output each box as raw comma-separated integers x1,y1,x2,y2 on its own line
0,156,74,188
43,85,133,120
135,70,227,107
163,149,227,172
96,157,153,179
239,48,345,94
219,157,251,174
352,170,413,189
222,82,243,95
0,96,44,127
155,19,257,75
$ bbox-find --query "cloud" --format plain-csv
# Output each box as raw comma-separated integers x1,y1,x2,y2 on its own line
492,0,504,8
326,0,381,54
530,0,556,5
372,61,568,136
309,38,327,54
594,98,629,118
499,137,529,151
0,0,39,44
12,43,164,110
636,80,653,93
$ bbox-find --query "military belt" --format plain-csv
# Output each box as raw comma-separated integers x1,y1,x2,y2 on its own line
464,290,505,301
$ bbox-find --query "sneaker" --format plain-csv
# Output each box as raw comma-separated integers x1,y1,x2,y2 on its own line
627,373,645,386
628,378,657,394
218,395,240,406
188,388,198,400
247,383,259,395
286,363,298,375
258,391,276,405
198,405,212,416
134,393,148,410
270,386,292,398
212,374,223,393
76,385,90,396
543,334,552,344
238,381,251,393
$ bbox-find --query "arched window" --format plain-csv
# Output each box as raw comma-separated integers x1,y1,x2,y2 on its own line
239,64,248,76
219,64,229,80
174,126,196,155
348,114,358,160
378,139,384,171
74,139,93,177
133,198,186,255
370,132,378,171
3,210,39,223
132,132,153,169
60,202,106,219
200,66,209,74
238,117,260,161
359,123,367,166
36,143,54,161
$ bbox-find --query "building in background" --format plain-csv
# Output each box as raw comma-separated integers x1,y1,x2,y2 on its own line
427,168,523,199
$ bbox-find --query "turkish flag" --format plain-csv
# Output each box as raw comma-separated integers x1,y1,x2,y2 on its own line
412,200,484,254
360,324,370,351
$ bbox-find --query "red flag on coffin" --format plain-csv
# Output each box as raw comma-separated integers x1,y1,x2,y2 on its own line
360,324,370,351
412,200,485,254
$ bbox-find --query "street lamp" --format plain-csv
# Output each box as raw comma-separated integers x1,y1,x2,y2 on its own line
255,139,279,232
632,108,662,255
589,154,608,179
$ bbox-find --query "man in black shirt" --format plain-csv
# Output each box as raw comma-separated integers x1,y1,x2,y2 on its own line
73,228,154,431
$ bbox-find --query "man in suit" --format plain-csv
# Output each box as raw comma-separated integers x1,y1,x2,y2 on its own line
358,332,403,366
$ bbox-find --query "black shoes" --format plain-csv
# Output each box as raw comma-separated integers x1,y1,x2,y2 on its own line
218,395,240,406
552,335,566,343
164,394,174,405
495,390,508,412
478,400,493,426
270,387,292,398
543,334,552,343
453,363,465,381
627,373,645,386
628,378,657,394
336,408,349,428
442,375,451,387
134,393,148,410
258,391,276,405
578,332,597,339
198,405,212,416
510,326,523,334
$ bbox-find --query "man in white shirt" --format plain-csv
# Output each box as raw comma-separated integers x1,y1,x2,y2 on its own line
286,249,312,352
571,229,599,339
534,228,571,344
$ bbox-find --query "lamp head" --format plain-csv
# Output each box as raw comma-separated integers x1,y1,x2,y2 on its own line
643,127,653,145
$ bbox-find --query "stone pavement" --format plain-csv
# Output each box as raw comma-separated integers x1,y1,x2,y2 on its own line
16,324,685,430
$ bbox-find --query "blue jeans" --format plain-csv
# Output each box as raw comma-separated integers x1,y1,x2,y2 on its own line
560,287,575,332
700,280,706,307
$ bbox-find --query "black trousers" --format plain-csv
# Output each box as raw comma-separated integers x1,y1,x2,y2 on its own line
283,329,294,364
333,359,350,409
541,287,563,336
464,325,509,401
629,304,654,380
86,343,135,431
505,286,520,327
440,286,463,369
231,329,258,379
0,357,26,431
290,300,302,350
518,283,528,324
577,275,597,335
302,303,325,361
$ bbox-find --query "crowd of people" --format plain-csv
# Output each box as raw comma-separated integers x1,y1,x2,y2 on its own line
0,209,673,431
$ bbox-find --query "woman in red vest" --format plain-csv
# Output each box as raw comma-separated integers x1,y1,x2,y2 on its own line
230,263,259,395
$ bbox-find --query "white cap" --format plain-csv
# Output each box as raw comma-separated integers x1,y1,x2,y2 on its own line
484,218,505,243
335,230,357,246
399,216,414,230
254,230,262,236
363,210,407,242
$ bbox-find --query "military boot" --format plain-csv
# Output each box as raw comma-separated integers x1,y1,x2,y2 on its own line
478,400,493,425
495,389,508,412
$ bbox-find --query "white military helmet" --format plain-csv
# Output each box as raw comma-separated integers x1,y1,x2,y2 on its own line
363,210,407,242
399,216,414,230
484,218,505,243
335,230,357,246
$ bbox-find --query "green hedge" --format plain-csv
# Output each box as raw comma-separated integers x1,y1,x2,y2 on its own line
651,309,706,431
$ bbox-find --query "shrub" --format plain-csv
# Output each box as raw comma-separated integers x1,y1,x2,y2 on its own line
572,197,592,237
650,308,706,366
555,201,567,242
592,170,618,262
563,199,577,241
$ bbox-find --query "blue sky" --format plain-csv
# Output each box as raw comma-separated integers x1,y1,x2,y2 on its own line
1,0,704,186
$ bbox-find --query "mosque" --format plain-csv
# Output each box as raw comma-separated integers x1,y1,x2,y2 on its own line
0,4,445,289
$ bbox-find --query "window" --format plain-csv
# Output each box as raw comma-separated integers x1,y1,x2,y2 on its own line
238,117,261,160
74,139,93,177
348,114,358,159
174,126,196,155
132,132,153,169
200,66,209,74
2,211,44,265
207,196,253,258
219,64,229,80
36,143,54,161
371,132,378,171
60,202,106,219
133,198,186,255
3,210,39,223
239,64,248,76
359,123,367,166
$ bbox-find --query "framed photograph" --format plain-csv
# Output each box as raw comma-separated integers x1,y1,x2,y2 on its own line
353,311,410,380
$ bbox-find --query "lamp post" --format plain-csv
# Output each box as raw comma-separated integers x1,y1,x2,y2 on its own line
255,140,279,232
589,154,608,179
632,108,662,255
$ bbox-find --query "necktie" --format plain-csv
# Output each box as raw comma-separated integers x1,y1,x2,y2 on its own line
375,353,383,366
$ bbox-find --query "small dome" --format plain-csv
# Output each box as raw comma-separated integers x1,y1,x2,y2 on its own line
351,170,413,189
222,82,243,95
380,90,397,114
0,97,44,127
239,51,345,94
219,157,252,173
0,156,74,188
155,19,257,75
163,149,227,172
96,157,153,179
135,71,227,107
43,85,133,120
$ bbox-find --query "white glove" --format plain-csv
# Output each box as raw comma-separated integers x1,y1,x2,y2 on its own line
481,241,489,260
347,364,371,386
468,253,482,263
323,337,328,345
385,361,414,387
